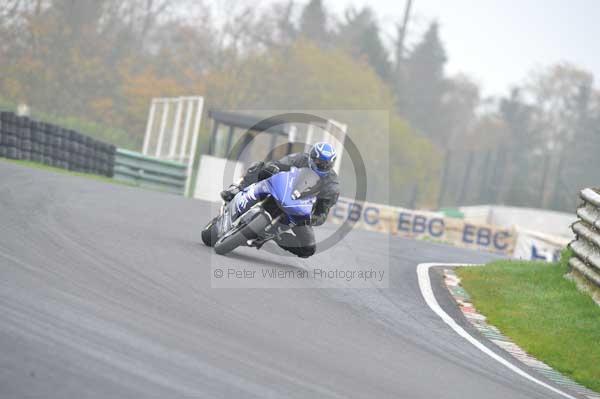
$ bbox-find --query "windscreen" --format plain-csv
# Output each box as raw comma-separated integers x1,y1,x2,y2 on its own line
291,168,321,200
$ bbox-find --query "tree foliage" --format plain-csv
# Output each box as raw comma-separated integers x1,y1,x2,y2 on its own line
401,22,448,142
299,0,329,44
0,0,443,206
336,7,392,82
0,0,597,211
203,40,440,204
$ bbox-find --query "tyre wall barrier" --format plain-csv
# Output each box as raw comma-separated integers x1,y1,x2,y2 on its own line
113,148,187,195
569,188,600,290
0,111,115,177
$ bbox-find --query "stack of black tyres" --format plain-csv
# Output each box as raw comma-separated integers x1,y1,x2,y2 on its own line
0,111,115,177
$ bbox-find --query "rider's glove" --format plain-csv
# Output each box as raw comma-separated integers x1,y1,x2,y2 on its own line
263,163,280,176
310,213,327,226
220,184,240,202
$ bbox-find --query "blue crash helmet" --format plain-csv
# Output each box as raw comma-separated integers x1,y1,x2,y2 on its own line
309,142,337,177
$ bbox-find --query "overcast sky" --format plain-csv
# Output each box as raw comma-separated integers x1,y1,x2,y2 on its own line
266,0,600,97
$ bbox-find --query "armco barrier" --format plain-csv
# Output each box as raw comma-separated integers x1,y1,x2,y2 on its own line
569,188,600,290
0,111,115,176
113,149,187,195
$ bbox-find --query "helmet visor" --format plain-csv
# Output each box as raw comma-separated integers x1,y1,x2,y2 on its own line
313,157,333,171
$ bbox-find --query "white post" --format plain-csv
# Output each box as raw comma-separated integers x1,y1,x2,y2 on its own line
179,98,194,163
335,123,347,173
288,125,297,143
325,119,347,174
305,124,314,151
142,99,157,155
155,100,170,157
185,97,204,196
169,98,184,160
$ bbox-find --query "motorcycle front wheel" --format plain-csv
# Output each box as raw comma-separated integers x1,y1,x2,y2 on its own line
214,212,270,255
201,217,219,247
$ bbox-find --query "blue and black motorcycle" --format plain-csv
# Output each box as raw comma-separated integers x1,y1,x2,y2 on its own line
202,167,320,255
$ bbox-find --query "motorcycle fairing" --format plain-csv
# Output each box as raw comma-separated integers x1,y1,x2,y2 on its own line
265,167,317,225
230,167,318,226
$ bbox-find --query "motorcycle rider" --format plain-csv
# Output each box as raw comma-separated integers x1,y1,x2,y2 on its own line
220,142,340,258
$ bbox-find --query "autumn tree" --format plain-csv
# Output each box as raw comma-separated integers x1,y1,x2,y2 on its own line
202,40,441,206
527,64,600,210
299,0,329,45
336,7,392,82
401,22,448,142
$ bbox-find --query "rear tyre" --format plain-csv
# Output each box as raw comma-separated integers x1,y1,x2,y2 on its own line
201,217,219,247
214,213,270,256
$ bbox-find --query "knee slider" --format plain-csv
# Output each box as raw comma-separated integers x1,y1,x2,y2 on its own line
297,245,316,258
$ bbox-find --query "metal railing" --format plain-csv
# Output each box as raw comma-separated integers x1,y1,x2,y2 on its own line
113,148,187,195
569,188,600,288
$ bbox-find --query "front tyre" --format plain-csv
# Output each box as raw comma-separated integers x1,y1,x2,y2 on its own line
214,213,270,255
201,217,219,247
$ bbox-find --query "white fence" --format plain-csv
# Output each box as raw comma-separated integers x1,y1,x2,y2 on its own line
142,96,204,196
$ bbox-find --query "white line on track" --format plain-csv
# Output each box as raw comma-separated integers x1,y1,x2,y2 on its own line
417,262,578,399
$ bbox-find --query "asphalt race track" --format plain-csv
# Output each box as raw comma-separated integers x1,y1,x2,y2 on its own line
0,162,581,398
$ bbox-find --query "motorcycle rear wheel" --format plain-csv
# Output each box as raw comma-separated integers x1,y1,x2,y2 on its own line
214,213,270,255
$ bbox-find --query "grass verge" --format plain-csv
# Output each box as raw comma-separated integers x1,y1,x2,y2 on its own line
457,250,600,392
0,157,133,187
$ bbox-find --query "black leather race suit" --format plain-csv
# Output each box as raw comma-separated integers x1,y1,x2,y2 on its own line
238,152,340,258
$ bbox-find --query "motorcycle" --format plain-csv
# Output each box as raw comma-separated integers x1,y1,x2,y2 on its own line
201,167,320,255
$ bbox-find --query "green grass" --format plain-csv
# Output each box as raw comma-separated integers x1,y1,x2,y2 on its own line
0,158,183,195
457,250,600,392
0,157,133,187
